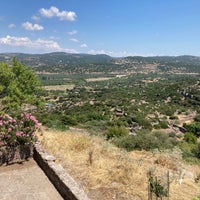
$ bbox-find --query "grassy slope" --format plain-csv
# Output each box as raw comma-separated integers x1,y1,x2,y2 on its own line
37,127,200,200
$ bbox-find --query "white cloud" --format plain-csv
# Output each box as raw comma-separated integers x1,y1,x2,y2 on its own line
80,43,87,48
67,30,77,35
69,38,79,43
22,22,44,31
32,15,40,22
39,6,77,21
0,35,61,51
8,24,16,28
0,35,78,53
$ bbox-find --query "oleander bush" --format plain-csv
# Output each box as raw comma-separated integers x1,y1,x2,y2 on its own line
0,113,38,147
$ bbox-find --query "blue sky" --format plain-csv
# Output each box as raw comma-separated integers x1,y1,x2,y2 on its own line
0,0,200,57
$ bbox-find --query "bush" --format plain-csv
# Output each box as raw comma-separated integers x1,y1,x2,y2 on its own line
168,131,176,138
35,112,69,131
194,143,200,159
113,130,176,151
178,142,198,161
159,120,169,129
183,122,200,137
149,176,168,198
61,115,78,126
184,132,197,144
106,126,128,139
132,115,152,130
0,113,38,147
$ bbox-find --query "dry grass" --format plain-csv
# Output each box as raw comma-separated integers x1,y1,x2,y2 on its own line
37,128,200,200
44,84,75,91
86,77,113,82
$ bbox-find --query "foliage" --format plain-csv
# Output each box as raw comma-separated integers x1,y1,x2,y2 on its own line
0,113,38,146
106,126,128,139
178,141,200,164
184,132,197,144
194,114,200,122
132,115,152,130
0,59,42,112
30,71,200,164
183,122,200,137
61,115,78,126
113,130,177,151
35,112,69,131
149,176,168,198
154,120,168,129
192,195,200,200
3,53,200,74
194,143,200,159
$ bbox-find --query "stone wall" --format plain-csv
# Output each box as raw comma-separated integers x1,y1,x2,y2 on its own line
33,141,90,200
0,144,33,165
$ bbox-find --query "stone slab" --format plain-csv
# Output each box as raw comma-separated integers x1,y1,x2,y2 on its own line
0,159,63,200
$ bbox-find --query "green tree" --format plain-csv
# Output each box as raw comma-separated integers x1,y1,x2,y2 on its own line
0,59,42,112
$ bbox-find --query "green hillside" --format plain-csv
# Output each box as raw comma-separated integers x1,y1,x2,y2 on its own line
0,52,200,73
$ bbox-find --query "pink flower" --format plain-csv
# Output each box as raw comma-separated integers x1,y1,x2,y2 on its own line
8,127,12,132
0,141,5,146
16,131,23,137
3,121,8,125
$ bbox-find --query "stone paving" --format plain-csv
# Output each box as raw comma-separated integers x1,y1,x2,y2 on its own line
0,158,63,200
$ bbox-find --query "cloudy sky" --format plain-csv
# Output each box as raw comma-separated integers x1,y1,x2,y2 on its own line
0,0,200,57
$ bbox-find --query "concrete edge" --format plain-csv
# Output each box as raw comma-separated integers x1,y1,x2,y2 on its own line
33,141,90,200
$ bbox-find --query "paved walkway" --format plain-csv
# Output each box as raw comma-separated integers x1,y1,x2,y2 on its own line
0,159,63,200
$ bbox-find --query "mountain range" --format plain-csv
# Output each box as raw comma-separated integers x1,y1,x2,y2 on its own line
0,52,200,74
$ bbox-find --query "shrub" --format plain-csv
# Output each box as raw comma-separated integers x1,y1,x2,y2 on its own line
194,143,200,159
0,113,38,147
61,115,78,126
183,122,200,137
184,132,197,144
156,120,169,129
132,115,152,130
178,141,198,161
113,130,177,152
168,131,176,138
35,112,69,131
106,126,128,139
149,176,168,198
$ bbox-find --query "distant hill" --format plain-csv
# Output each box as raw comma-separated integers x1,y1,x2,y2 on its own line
0,52,200,74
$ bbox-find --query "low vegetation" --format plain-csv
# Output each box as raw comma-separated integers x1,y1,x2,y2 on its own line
38,128,200,200
0,57,200,199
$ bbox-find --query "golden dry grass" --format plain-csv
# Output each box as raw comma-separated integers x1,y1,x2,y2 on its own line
37,128,200,200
